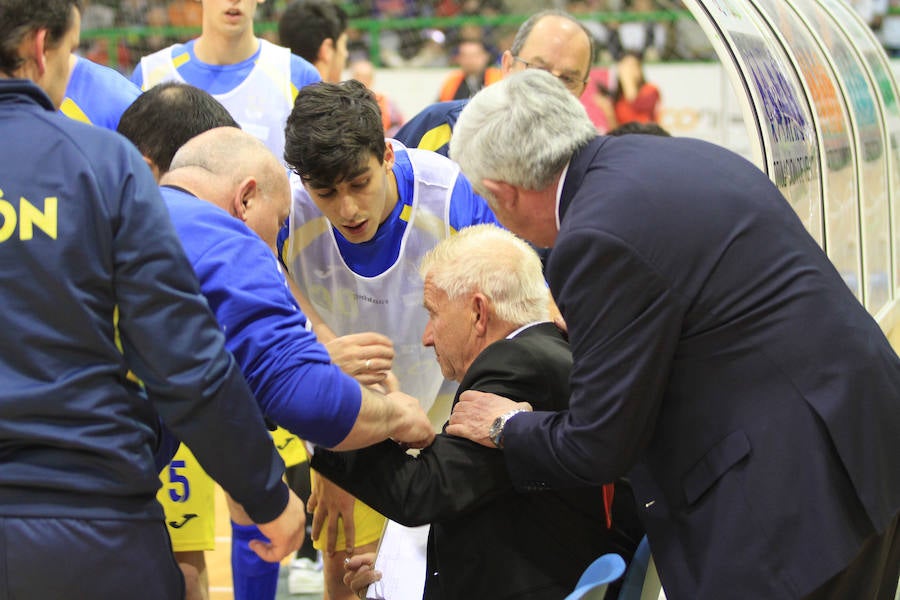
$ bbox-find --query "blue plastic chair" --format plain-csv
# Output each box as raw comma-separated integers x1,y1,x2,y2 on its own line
564,553,627,600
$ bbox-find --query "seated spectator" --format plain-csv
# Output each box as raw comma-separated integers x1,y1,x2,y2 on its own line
350,59,405,136
438,38,502,101
310,224,643,600
394,10,594,157
167,0,202,28
370,0,428,67
879,0,900,57
607,0,668,61
595,51,660,129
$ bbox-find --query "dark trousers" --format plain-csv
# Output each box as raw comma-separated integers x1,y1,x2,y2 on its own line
0,516,184,599
804,511,900,600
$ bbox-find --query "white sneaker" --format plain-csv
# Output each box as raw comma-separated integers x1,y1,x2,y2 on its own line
287,557,325,595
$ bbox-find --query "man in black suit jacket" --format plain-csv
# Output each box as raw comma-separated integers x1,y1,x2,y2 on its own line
447,70,900,599
310,224,642,600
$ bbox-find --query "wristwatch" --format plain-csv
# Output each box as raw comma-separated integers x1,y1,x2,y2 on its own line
488,409,525,448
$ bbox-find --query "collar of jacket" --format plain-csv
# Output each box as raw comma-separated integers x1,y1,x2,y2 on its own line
0,78,56,112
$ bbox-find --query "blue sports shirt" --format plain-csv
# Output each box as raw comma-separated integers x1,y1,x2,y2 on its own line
393,100,469,158
61,56,140,130
161,185,362,447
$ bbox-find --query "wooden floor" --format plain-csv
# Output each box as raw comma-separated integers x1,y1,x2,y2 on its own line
208,484,237,599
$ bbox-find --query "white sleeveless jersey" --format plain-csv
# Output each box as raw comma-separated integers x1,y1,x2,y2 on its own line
138,39,294,160
284,145,460,414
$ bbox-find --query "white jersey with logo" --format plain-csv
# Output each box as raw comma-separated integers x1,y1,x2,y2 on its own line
284,146,461,414
137,39,293,160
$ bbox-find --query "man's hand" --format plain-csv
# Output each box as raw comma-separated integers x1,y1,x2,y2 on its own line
343,552,380,599
387,391,435,449
326,332,395,387
308,472,356,557
446,390,532,448
250,489,306,562
381,370,401,394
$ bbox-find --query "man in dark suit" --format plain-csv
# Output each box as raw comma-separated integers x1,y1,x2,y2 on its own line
447,70,900,599
310,224,642,600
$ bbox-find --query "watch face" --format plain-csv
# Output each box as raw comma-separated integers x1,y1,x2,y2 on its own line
489,416,504,447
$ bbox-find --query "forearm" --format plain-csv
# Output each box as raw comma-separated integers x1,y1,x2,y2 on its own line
312,436,512,526
286,276,335,342
331,386,400,450
161,356,289,524
259,361,362,448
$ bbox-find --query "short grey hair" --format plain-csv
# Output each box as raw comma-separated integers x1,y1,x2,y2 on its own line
419,224,550,326
449,69,596,202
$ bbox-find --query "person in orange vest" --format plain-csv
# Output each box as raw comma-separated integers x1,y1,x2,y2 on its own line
350,59,406,136
438,38,502,101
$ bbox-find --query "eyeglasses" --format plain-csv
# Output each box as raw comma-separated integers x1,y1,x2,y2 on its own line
512,56,588,93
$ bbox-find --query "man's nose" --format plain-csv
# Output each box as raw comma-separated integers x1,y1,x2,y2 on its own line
338,194,358,220
422,321,434,347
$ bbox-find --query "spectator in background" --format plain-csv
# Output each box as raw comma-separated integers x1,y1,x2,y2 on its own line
595,51,660,129
350,58,405,135
278,0,349,84
849,0,888,31
369,0,428,67
166,0,202,28
880,0,900,57
395,9,594,157
80,0,114,30
605,0,668,61
438,37,501,101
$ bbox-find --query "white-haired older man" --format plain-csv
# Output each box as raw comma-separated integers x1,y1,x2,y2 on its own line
310,224,643,600
447,69,900,600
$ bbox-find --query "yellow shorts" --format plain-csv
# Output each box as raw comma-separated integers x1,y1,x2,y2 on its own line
158,428,308,553
271,426,308,468
310,468,386,553
157,444,215,552
305,391,452,553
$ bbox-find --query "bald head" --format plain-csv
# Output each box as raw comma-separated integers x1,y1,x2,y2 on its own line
164,127,291,251
503,11,594,96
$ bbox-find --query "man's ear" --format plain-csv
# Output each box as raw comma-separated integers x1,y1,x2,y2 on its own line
28,28,49,77
383,142,396,171
232,176,257,222
318,38,334,66
482,179,518,210
500,49,516,76
472,293,490,336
